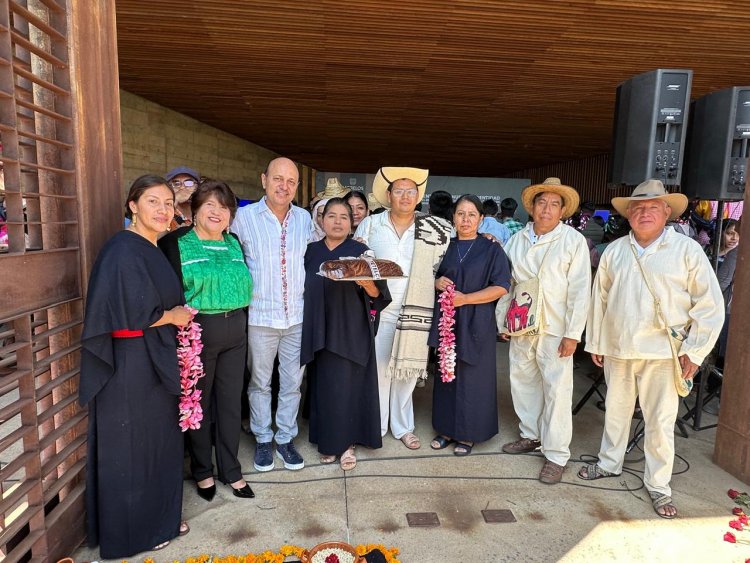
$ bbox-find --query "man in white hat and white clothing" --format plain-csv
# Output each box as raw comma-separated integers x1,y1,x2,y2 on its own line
578,179,724,519
354,167,451,449
501,178,591,484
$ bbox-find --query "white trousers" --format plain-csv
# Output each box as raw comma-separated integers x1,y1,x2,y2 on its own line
509,333,573,466
374,318,418,439
597,357,678,496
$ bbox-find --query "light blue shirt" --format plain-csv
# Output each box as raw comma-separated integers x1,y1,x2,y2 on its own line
231,197,313,329
478,217,511,245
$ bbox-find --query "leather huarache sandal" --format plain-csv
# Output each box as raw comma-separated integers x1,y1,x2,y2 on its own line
650,491,677,519
577,463,620,480
340,446,356,471
400,432,421,450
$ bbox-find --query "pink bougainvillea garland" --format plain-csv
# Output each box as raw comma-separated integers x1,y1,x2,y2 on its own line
176,306,205,431
437,283,457,383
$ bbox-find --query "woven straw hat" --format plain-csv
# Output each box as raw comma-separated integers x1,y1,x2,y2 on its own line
611,179,688,220
521,177,580,219
371,166,428,208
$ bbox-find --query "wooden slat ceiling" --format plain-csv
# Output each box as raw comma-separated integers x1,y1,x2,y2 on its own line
115,0,750,176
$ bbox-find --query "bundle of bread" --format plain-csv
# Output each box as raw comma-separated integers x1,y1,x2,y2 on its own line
318,255,404,280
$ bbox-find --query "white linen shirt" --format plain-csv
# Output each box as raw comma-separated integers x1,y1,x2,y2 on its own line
230,197,313,329
354,212,414,315
585,229,724,366
504,222,591,340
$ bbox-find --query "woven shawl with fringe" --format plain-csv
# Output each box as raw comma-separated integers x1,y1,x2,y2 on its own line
387,214,452,380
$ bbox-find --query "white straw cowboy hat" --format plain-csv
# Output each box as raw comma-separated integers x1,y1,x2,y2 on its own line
521,177,580,220
367,192,384,211
612,179,688,221
371,166,429,208
317,177,351,199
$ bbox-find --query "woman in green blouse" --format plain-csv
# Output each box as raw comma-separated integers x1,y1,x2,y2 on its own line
159,180,254,501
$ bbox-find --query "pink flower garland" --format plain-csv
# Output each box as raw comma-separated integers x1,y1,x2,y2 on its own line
437,283,457,383
176,306,205,431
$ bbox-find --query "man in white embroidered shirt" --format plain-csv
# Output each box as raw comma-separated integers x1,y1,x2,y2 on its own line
501,178,591,485
231,157,313,472
354,167,451,451
578,179,724,519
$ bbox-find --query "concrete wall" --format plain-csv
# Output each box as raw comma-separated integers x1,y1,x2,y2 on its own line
119,90,278,200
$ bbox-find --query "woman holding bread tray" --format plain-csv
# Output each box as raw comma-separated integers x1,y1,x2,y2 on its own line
301,198,392,470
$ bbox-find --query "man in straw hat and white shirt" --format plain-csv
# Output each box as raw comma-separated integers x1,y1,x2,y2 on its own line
501,178,591,484
354,167,451,449
578,179,723,518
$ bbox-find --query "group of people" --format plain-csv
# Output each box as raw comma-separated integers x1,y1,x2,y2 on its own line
80,156,729,558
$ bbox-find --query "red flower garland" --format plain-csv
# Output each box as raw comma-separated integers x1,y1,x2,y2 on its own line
437,283,457,383
177,306,205,431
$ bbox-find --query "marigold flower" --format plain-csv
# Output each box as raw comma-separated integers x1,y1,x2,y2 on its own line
729,489,741,499
725,531,738,543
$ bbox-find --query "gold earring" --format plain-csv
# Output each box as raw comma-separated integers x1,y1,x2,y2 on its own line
132,213,137,226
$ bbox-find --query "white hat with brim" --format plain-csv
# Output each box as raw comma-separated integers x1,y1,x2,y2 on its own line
521,177,580,220
612,179,688,221
317,177,351,199
367,192,384,211
372,166,429,208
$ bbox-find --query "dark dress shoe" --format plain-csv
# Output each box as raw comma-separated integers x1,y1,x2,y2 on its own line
231,483,255,498
196,483,216,501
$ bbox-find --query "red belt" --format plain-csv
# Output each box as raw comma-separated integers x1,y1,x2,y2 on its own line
112,329,144,338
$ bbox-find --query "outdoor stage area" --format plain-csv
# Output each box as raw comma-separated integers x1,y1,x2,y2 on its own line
74,343,745,562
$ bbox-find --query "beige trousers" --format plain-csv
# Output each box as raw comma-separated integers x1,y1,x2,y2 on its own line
509,333,574,466
597,357,679,496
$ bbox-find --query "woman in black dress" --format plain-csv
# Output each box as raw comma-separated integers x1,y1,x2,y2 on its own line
80,175,192,558
301,198,390,470
428,194,511,456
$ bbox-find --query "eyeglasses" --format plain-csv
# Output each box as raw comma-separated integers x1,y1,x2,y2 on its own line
390,188,418,197
169,179,197,189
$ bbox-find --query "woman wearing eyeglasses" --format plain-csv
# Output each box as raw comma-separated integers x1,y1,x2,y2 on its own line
165,166,201,230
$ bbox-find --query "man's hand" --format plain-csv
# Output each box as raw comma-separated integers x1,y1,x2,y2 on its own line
679,354,700,380
499,333,510,342
558,337,578,358
591,354,604,367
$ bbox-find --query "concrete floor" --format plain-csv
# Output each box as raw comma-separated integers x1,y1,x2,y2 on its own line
74,343,748,562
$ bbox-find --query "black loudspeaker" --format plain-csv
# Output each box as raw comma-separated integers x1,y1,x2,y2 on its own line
682,86,750,201
608,69,693,187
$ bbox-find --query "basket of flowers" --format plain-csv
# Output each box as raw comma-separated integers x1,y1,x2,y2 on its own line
300,541,363,563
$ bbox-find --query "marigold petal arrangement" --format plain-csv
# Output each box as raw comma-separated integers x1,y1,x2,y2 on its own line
437,283,456,383
177,306,205,431
137,543,399,563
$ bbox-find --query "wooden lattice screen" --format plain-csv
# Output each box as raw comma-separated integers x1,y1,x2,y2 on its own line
0,0,122,561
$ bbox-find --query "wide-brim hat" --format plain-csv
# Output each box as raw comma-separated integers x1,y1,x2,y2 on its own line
367,192,384,211
317,177,351,199
372,166,429,208
521,177,580,219
612,179,688,221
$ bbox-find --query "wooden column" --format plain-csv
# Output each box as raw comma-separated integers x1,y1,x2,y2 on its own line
714,193,750,482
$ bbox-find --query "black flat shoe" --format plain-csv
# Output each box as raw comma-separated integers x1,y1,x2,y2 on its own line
196,483,216,501
231,483,255,498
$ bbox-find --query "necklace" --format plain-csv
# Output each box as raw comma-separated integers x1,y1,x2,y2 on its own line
457,238,477,263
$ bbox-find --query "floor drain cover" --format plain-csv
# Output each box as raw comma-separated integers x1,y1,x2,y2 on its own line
482,509,517,523
406,512,440,527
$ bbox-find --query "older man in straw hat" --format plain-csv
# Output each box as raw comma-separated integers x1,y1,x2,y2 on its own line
501,178,591,484
354,167,451,449
578,179,723,518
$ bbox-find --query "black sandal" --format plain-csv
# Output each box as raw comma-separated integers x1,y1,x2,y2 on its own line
430,435,455,450
453,441,474,456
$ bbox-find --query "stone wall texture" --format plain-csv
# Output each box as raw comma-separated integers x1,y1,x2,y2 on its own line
120,90,279,200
